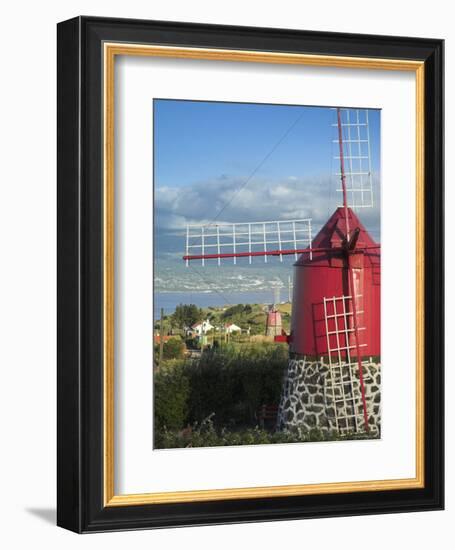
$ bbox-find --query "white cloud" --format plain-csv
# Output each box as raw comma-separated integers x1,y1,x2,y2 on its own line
155,173,380,256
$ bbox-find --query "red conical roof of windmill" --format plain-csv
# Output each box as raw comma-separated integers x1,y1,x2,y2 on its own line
296,207,379,267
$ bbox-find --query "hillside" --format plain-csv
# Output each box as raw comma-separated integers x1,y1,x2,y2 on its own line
155,301,292,336
206,302,292,335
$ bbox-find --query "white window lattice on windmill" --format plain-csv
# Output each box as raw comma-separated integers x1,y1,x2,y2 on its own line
323,294,368,434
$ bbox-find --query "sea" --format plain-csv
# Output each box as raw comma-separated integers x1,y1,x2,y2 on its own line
153,260,294,318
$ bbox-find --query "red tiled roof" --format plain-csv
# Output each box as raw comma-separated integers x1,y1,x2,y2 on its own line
153,335,172,344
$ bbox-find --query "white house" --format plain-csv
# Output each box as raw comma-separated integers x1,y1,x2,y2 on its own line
187,319,214,337
224,323,242,334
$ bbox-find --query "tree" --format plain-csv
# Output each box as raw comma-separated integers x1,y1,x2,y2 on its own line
171,304,202,329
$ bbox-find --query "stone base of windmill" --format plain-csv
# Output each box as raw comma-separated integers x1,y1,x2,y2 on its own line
277,356,381,437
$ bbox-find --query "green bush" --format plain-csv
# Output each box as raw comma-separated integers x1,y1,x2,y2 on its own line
153,343,289,440
152,344,380,450
162,337,185,360
185,344,287,427
154,416,348,449
153,362,190,438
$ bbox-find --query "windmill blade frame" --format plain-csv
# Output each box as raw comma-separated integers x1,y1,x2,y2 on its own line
332,108,374,209
184,218,313,265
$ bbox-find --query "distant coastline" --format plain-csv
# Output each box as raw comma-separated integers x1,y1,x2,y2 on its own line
154,290,284,318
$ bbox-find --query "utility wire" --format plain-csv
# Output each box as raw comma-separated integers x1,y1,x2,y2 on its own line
207,109,306,226
188,263,233,307
187,109,306,295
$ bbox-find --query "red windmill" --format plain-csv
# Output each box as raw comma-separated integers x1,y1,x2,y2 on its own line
265,287,283,338
183,107,380,434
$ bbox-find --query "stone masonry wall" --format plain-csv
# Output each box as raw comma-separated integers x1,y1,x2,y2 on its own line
277,357,381,436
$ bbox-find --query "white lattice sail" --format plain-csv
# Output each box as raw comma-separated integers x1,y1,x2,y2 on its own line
184,219,312,265
332,108,374,209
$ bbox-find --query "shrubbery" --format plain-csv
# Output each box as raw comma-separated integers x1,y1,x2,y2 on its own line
153,343,288,447
187,344,287,427
154,361,190,432
154,415,347,449
153,344,378,449
162,337,185,360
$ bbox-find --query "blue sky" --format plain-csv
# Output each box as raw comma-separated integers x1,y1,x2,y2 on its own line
155,100,380,187
154,99,381,263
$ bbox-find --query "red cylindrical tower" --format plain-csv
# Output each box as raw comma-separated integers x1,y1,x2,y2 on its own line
266,308,282,337
289,207,380,357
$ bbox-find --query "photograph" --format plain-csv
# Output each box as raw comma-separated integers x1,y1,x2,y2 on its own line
153,99,381,449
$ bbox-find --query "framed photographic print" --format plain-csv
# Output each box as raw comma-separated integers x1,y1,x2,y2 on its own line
57,16,444,532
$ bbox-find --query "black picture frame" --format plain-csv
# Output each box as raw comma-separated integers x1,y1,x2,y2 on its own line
57,16,444,533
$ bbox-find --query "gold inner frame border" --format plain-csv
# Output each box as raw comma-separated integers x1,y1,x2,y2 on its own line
103,42,425,506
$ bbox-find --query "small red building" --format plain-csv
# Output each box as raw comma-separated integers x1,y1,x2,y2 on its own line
289,207,380,357
266,308,282,337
